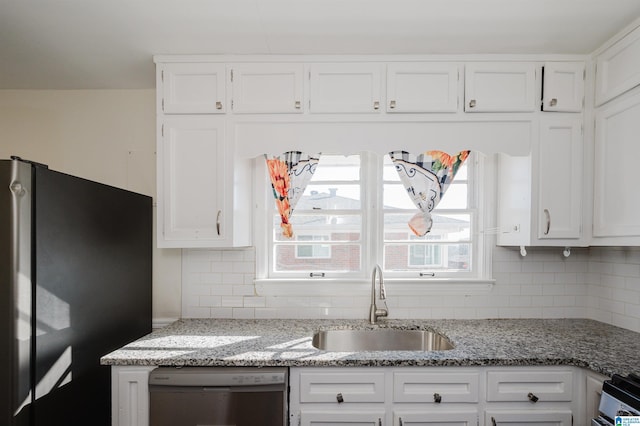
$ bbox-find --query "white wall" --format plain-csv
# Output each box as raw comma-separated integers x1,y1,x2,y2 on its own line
0,90,182,323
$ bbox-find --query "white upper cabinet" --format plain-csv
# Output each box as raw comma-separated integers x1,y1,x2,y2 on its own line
160,63,226,114
158,116,226,246
593,89,640,238
158,116,252,248
537,116,583,239
386,63,459,113
542,62,585,112
497,117,584,247
595,26,640,106
309,63,383,113
231,63,304,113
464,62,538,112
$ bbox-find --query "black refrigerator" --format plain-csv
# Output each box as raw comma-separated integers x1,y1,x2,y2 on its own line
1,157,152,426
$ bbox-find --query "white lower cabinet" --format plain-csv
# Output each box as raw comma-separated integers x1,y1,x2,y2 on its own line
111,365,597,426
290,366,585,426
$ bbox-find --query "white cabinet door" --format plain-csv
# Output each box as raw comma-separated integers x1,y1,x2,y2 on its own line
485,410,572,426
386,63,459,112
595,26,640,106
231,63,304,113
300,411,385,426
158,116,226,247
537,117,583,239
309,63,383,113
542,62,584,112
159,63,226,114
464,63,538,112
594,90,640,237
393,410,478,426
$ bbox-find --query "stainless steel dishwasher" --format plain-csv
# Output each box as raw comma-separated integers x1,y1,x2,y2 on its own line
149,367,288,426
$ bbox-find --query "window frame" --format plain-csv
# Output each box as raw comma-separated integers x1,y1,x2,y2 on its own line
254,151,494,294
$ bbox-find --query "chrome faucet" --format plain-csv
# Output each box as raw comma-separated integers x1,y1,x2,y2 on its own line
369,264,389,324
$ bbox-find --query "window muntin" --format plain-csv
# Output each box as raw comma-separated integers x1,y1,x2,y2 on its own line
265,152,477,279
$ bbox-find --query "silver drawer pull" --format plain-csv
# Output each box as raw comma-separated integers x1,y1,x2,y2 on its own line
389,100,396,109
373,101,380,110
549,98,558,107
215,101,223,110
295,100,301,109
468,99,476,108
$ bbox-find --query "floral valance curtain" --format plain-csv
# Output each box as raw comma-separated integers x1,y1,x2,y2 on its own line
389,150,470,236
265,151,320,239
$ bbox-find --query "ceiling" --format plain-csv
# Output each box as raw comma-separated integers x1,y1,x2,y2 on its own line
2,0,640,90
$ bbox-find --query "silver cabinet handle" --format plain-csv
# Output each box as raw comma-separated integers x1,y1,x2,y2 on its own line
434,392,442,403
215,101,223,110
468,99,476,108
389,100,396,109
373,101,380,110
216,210,221,236
549,98,558,107
295,100,301,109
528,392,539,403
543,208,551,235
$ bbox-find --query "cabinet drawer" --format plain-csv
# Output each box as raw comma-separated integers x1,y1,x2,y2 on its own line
393,371,480,403
486,370,573,402
300,410,385,426
393,410,478,426
485,410,573,426
298,370,386,403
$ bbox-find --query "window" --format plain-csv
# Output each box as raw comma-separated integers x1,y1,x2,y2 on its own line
258,152,482,281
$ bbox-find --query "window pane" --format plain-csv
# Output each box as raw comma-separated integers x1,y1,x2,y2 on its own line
383,183,416,209
297,184,361,209
275,244,361,272
435,184,467,209
312,155,360,181
273,214,362,242
384,213,471,242
384,243,471,272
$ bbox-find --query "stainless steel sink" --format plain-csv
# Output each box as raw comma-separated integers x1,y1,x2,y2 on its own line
311,329,454,352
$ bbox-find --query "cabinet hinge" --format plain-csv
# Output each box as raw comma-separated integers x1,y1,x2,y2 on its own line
583,68,586,80
161,123,164,137
308,71,311,80
161,70,164,82
571,414,574,426
231,99,234,110
297,413,301,426
161,98,164,112
230,69,234,82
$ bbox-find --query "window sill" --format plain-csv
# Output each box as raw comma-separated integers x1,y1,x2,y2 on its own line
254,278,495,296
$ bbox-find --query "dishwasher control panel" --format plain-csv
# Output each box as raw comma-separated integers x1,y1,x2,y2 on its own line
149,367,287,387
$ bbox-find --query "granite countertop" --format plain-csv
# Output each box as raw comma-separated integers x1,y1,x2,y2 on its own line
101,318,640,377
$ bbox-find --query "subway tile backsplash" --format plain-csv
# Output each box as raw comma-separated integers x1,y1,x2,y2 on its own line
181,246,640,333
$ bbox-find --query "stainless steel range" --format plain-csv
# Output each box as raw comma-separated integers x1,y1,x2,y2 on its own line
593,374,640,426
